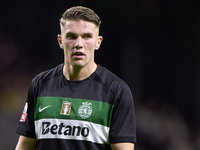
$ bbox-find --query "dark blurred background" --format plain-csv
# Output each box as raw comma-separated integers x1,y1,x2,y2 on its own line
0,0,199,149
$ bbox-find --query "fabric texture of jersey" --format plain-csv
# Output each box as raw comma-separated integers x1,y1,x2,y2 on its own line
16,64,136,150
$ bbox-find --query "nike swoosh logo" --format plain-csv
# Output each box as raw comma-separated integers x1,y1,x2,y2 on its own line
39,105,52,112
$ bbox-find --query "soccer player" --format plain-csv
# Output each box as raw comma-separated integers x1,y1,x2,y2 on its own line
15,6,136,150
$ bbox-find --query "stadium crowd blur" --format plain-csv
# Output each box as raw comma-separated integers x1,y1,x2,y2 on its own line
0,1,200,150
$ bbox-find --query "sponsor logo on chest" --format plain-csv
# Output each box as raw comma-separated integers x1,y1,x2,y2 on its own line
42,122,89,137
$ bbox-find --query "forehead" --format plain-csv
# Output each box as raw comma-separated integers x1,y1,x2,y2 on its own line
61,20,98,34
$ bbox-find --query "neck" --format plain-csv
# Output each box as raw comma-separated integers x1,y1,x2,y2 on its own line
63,63,97,81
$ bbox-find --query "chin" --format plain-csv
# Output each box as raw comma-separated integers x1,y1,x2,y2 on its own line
72,63,85,68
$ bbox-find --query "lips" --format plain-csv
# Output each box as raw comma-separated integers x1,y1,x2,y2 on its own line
72,51,85,59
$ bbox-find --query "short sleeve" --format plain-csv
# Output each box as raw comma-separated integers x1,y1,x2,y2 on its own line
16,81,36,138
109,84,137,144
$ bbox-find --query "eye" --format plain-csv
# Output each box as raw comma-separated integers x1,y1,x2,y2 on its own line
66,33,77,40
83,34,92,39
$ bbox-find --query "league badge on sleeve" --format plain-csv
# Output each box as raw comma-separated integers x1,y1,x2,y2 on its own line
20,103,28,122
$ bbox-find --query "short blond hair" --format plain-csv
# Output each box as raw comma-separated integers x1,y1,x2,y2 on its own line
60,6,101,28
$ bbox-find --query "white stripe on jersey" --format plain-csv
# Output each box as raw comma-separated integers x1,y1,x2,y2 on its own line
35,119,110,144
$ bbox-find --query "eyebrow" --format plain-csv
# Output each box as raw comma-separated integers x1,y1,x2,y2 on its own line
66,32,93,37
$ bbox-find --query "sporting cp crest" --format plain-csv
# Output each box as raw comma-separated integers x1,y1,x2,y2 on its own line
60,101,72,115
78,102,93,119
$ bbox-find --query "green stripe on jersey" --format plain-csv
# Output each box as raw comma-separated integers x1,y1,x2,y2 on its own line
34,97,114,127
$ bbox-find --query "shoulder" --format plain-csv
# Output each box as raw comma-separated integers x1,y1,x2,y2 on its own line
31,64,63,86
94,65,130,91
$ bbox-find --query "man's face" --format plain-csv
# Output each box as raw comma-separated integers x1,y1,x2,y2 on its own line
58,20,102,68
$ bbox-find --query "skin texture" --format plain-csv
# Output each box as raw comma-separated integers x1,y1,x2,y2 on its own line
57,20,103,81
15,20,135,150
111,143,135,150
15,136,36,150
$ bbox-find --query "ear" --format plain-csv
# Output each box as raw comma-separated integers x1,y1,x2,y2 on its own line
95,36,103,50
57,34,63,49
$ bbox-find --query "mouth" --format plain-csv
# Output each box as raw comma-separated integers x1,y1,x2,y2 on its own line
72,52,85,59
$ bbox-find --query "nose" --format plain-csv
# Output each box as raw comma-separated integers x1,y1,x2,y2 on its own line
74,36,83,49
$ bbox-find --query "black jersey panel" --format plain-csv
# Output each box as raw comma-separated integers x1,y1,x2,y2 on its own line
36,139,111,150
